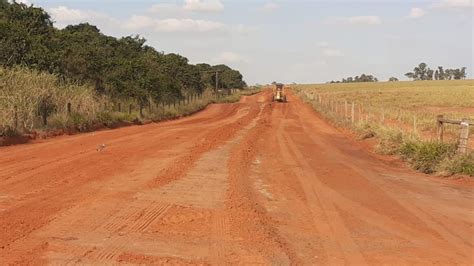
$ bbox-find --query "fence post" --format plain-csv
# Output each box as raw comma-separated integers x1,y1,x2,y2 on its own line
67,102,72,116
457,119,470,154
42,109,47,126
13,105,18,130
436,115,444,142
351,102,355,124
344,100,348,119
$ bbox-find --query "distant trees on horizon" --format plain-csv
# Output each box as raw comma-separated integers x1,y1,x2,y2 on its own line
328,74,378,84
326,63,467,84
405,63,467,81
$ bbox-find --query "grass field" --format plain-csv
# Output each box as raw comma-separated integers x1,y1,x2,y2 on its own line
293,80,474,176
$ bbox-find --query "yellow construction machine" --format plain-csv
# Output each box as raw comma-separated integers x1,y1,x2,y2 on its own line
272,83,287,102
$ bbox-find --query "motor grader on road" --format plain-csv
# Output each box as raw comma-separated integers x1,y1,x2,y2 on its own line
272,83,287,102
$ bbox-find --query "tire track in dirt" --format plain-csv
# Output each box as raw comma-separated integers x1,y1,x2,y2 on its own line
0,94,267,264
223,102,299,264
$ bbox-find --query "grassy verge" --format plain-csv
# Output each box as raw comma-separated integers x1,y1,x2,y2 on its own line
294,88,473,177
0,67,261,143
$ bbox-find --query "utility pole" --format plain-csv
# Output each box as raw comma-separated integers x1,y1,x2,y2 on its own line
201,70,223,96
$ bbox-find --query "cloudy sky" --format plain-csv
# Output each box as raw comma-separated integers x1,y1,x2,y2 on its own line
17,0,474,84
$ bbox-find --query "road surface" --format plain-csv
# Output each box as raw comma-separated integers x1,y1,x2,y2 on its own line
1,90,473,264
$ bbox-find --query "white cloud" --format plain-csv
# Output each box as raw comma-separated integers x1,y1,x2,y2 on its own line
49,6,89,22
155,18,226,32
347,16,381,25
49,6,115,28
148,4,181,14
123,15,155,30
262,2,279,11
123,16,227,33
183,0,224,12
327,15,382,25
432,0,473,9
409,7,426,18
323,48,344,57
212,52,250,64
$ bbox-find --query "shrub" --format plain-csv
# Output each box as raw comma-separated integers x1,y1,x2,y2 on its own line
438,152,474,176
399,141,456,174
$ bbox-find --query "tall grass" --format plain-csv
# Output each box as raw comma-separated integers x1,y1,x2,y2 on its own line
0,67,103,135
0,67,261,138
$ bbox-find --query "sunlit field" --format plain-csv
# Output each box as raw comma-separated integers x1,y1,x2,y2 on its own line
293,80,474,142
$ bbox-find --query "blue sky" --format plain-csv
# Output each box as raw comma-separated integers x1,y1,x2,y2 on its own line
17,0,474,84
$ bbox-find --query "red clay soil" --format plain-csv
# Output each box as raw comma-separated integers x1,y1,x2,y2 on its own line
0,90,473,265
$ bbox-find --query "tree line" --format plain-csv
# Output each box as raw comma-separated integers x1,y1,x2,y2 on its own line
328,74,378,83
0,1,247,105
327,62,468,83
405,63,467,81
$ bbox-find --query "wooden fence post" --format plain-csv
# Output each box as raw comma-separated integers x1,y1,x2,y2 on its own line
13,105,18,130
437,115,444,142
351,102,355,124
457,119,470,154
67,102,72,116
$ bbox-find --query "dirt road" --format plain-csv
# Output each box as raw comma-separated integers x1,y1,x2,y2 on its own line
1,90,473,264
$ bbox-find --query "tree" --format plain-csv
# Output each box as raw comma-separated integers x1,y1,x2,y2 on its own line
460,67,467,79
405,72,416,80
437,66,445,80
388,77,398,82
426,69,434,80
0,0,248,105
434,70,439,80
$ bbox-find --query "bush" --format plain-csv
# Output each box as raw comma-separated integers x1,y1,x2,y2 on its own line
399,141,456,174
438,152,474,176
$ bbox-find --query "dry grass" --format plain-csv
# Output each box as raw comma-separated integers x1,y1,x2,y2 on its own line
0,67,104,135
293,80,474,176
293,80,474,144
0,67,261,137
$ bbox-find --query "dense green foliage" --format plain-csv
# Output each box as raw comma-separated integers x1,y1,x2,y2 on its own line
0,0,247,104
